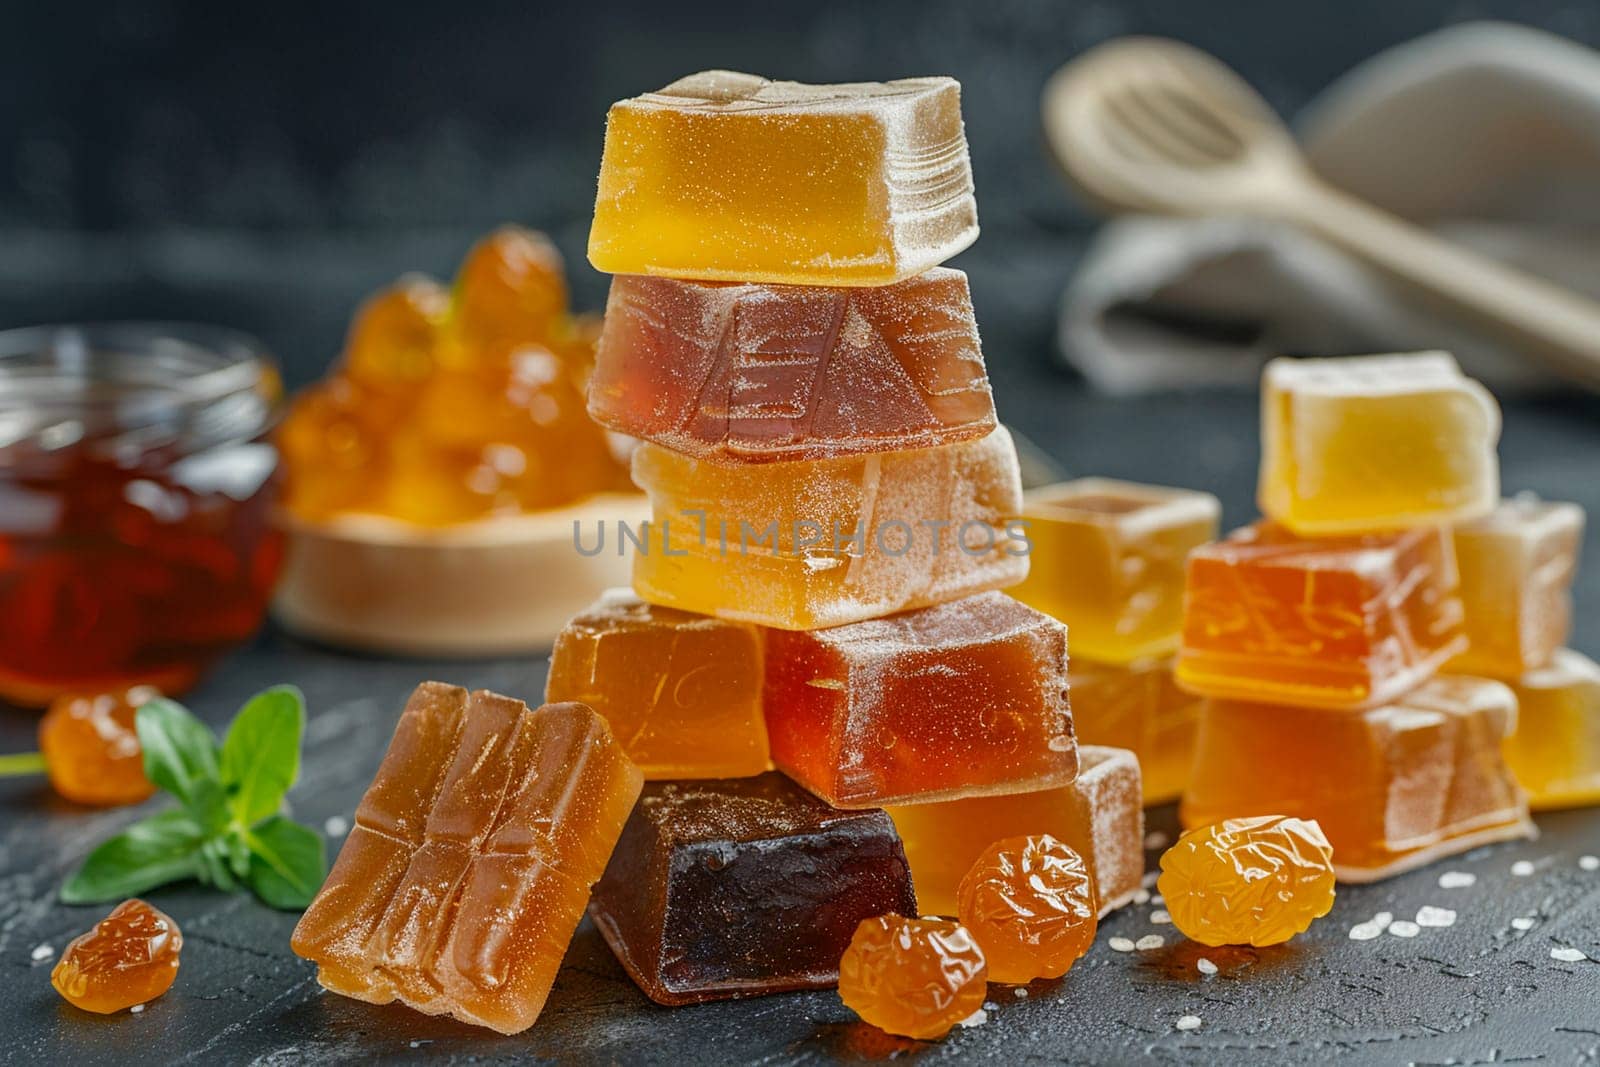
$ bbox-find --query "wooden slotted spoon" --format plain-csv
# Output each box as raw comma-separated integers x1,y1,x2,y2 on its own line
1043,36,1600,388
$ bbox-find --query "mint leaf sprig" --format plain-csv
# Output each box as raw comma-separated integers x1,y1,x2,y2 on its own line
62,686,328,910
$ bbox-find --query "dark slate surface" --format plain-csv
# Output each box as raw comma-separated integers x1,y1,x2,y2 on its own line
2,382,1599,1067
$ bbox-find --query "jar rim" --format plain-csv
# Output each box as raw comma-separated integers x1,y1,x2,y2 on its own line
0,321,281,455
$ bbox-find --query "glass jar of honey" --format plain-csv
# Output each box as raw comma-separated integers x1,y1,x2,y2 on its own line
0,324,284,706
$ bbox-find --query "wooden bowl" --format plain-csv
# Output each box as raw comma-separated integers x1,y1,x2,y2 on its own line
272,493,650,656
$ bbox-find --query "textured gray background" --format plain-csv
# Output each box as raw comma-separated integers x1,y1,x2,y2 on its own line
2,2,1600,1063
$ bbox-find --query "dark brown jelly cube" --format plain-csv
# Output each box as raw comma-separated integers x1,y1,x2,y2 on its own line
588,772,918,1005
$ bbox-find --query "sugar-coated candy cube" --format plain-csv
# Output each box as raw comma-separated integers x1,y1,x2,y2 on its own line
631,427,1027,630
887,746,1145,918
588,270,995,463
1013,478,1219,663
764,591,1074,808
291,683,643,1034
546,590,768,779
1448,496,1584,677
1259,352,1499,534
1177,521,1466,710
587,774,917,1005
1069,656,1201,805
589,71,977,286
1181,676,1533,882
1501,649,1600,810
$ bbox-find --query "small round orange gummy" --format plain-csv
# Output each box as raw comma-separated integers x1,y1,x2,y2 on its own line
39,687,159,806
957,834,1097,984
51,899,183,1014
1158,815,1336,947
837,915,988,1040
342,276,449,389
452,226,569,348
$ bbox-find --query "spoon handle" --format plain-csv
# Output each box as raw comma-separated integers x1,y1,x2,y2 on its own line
1287,184,1600,388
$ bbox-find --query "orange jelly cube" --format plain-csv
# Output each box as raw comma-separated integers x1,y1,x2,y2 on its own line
631,427,1027,630
587,269,995,463
1181,676,1533,882
763,591,1075,808
1448,496,1584,678
546,590,769,779
887,746,1145,918
1177,521,1466,710
290,682,643,1034
1068,656,1201,805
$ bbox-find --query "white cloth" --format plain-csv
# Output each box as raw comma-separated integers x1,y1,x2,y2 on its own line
1059,22,1600,393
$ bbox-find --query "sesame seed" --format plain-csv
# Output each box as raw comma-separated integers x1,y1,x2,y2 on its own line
1136,934,1165,951
1511,917,1536,931
1176,1015,1202,1031
1133,888,1151,905
30,944,53,962
1372,911,1394,928
1416,906,1457,928
959,1008,989,1028
323,815,350,837
1580,855,1599,871
1013,987,1029,998
1196,958,1218,976
1348,921,1384,941
1512,860,1535,877
1551,947,1588,963
129,1004,145,1014
1388,921,1421,938
1109,937,1136,953
1438,871,1476,889
1151,910,1172,925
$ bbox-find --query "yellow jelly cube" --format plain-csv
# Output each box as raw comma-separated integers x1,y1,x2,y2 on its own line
1502,649,1600,810
1259,352,1500,534
630,427,1027,630
588,71,978,286
887,747,1144,918
1069,656,1201,805
1449,496,1585,677
1012,478,1219,663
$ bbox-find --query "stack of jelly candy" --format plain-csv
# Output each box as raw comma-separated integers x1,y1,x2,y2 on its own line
555,70,1149,1022
1011,478,1219,804
1174,351,1596,882
277,227,632,527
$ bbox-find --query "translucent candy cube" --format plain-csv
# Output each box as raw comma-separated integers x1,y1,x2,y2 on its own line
1069,656,1201,805
546,590,768,779
291,683,643,1034
1181,676,1533,882
764,592,1074,808
588,270,995,463
1177,521,1466,710
1012,478,1220,663
1449,496,1584,677
1502,649,1600,810
1259,352,1500,534
589,71,978,286
887,746,1145,918
588,774,918,1005
631,427,1028,630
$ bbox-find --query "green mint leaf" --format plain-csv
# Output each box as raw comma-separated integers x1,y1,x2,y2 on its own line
61,810,206,904
220,686,304,826
136,699,222,811
245,816,327,910
198,837,240,892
